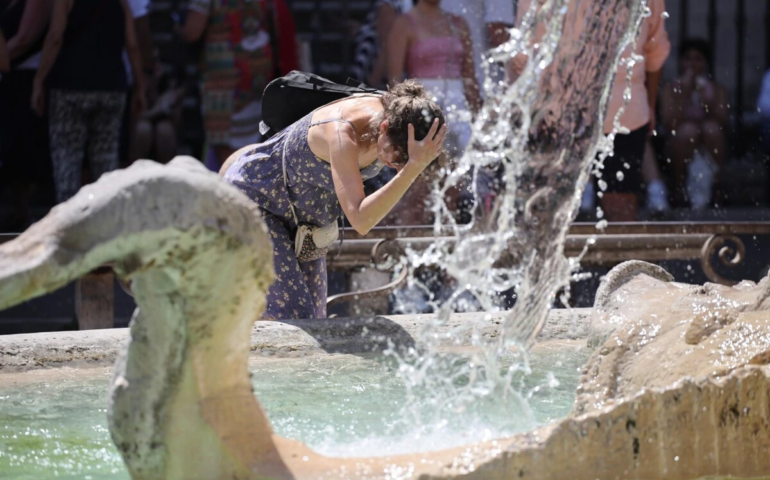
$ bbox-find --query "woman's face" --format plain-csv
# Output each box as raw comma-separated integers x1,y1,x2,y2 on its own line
680,48,708,76
377,121,404,169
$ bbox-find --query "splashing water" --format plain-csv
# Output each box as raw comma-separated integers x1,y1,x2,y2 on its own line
389,0,652,426
0,347,590,478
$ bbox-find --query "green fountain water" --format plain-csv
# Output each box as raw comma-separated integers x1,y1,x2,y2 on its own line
0,343,588,479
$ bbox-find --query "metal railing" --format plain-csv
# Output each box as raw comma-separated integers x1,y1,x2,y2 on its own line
4,221,768,323
328,222,770,286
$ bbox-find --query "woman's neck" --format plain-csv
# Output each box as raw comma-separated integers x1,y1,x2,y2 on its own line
415,2,442,17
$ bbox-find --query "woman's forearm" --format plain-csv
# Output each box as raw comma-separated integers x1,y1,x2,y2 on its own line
348,164,422,234
7,0,50,62
34,33,61,85
331,118,444,235
7,32,34,61
34,0,68,85
177,11,208,44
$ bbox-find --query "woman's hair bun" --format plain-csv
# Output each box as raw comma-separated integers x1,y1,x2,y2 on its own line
378,78,446,168
388,79,426,99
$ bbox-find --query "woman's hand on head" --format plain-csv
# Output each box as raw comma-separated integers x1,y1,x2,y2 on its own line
405,119,447,173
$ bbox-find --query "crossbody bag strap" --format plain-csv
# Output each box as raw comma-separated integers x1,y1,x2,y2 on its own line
281,127,300,226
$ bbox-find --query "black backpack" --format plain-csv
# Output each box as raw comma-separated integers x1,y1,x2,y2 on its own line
259,71,385,139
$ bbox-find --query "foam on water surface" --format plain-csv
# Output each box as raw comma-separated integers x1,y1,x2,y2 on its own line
0,342,588,479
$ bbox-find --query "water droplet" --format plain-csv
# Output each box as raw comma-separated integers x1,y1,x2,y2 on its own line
616,171,624,181
596,219,608,230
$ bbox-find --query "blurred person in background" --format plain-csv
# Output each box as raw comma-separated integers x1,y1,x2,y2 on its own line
642,137,670,215
0,0,51,230
660,38,728,210
32,0,145,204
388,0,481,154
176,0,298,168
386,0,481,225
365,0,513,215
513,0,670,221
120,0,155,166
351,0,402,89
440,0,514,85
439,0,514,218
130,59,185,164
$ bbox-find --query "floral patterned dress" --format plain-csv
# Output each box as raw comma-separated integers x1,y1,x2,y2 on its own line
224,113,385,319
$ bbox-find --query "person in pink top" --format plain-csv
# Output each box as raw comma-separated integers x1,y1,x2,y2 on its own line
659,39,729,209
387,0,481,156
512,0,671,221
384,0,482,226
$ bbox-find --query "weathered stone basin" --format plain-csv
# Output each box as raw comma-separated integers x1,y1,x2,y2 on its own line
1,158,769,480
1,310,769,480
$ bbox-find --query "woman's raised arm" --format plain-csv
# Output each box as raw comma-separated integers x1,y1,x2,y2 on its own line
328,120,446,235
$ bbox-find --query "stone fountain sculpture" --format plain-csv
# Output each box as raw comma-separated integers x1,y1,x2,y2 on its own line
0,0,769,478
1,159,768,480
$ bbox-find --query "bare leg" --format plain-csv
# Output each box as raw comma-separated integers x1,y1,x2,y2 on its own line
154,119,177,164
8,183,32,230
700,119,726,175
642,139,670,212
642,138,662,183
130,119,154,162
666,121,700,204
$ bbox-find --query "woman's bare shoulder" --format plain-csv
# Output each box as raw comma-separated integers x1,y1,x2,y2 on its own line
313,95,383,123
392,12,415,32
448,13,470,30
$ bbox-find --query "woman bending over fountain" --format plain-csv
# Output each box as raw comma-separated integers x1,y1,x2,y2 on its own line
220,80,447,320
